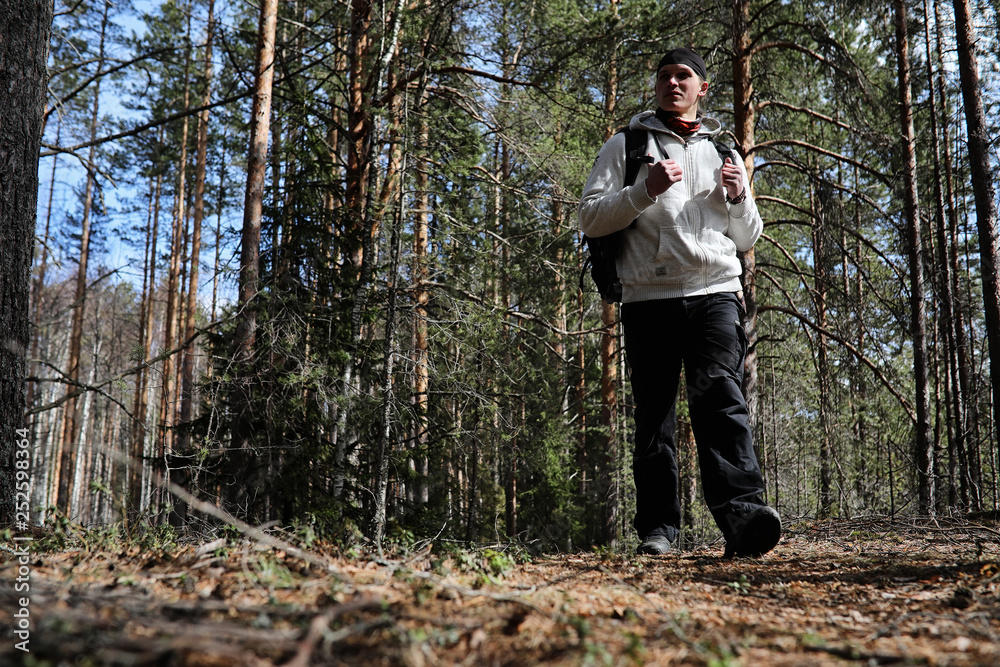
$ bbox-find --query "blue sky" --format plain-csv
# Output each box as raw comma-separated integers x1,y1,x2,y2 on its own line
39,0,241,310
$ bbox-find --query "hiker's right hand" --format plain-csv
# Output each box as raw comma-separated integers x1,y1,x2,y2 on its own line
644,158,683,198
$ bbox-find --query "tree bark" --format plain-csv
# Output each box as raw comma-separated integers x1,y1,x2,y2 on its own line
56,0,111,515
371,202,404,548
923,0,969,509
812,186,834,517
344,0,372,273
232,0,278,462
157,5,194,518
26,120,60,422
174,0,215,524
331,0,375,505
894,0,934,513
952,0,1000,483
732,0,760,423
597,2,620,546
0,0,51,527
129,165,163,517
936,0,977,508
412,114,431,507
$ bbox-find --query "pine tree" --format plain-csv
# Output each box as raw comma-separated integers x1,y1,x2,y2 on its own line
0,0,51,527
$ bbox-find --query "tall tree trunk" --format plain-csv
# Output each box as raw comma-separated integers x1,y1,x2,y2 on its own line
232,0,278,470
923,0,969,509
56,0,111,515
679,401,697,543
129,166,163,517
812,186,834,517
157,5,195,517
952,0,1000,485
412,114,431,508
596,0,622,547
0,0,51,527
371,27,408,543
27,120,60,420
371,173,405,548
894,0,934,513
846,185,872,508
175,0,216,523
596,81,619,546
336,0,404,515
498,101,516,541
210,128,229,324
936,0,977,508
25,119,59,512
179,0,215,438
331,0,375,505
73,337,102,521
344,0,372,273
732,0,760,425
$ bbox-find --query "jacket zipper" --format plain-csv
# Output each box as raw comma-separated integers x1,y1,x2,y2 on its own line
683,138,711,289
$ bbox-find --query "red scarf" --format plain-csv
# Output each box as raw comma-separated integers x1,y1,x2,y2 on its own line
655,109,700,136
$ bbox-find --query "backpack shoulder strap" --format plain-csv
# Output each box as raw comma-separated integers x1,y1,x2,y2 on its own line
620,127,648,187
710,135,736,163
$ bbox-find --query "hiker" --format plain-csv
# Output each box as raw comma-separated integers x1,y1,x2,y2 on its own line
578,47,780,557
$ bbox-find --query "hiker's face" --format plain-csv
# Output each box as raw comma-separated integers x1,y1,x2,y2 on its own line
655,64,708,120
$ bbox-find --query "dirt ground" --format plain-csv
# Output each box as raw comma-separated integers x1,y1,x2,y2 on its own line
2,517,999,666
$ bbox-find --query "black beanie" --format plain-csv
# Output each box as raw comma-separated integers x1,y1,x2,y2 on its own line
656,47,707,81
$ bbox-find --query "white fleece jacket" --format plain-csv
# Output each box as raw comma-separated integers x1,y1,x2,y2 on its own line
578,111,763,303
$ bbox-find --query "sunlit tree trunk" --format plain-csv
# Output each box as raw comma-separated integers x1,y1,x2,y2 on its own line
129,164,163,517
56,0,111,515
72,335,101,521
158,4,194,517
27,119,60,422
362,0,406,545
731,0,760,423
332,0,374,505
499,130,516,541
598,4,620,546
178,0,215,478
371,187,404,548
344,0,372,273
232,0,278,468
412,114,431,507
166,0,216,524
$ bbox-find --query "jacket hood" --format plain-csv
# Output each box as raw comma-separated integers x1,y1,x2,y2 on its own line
629,111,723,139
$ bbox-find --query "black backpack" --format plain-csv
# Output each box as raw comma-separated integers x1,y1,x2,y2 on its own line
581,128,736,303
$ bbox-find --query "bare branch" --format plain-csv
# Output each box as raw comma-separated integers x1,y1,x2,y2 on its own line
750,138,890,184
761,303,916,421
39,89,252,158
25,319,224,416
45,47,177,123
756,100,863,135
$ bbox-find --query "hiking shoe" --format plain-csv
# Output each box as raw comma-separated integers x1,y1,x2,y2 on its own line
723,506,781,558
636,535,674,555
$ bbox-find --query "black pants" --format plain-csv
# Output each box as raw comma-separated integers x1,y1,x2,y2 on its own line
622,293,768,543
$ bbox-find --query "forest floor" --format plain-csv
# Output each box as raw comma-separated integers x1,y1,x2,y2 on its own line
2,517,1000,666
